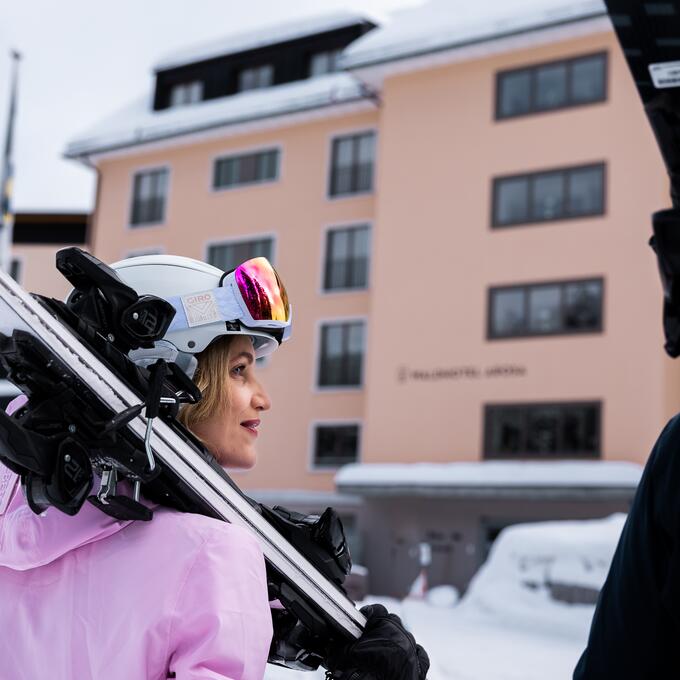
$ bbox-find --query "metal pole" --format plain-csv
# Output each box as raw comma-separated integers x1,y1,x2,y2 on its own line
0,50,22,275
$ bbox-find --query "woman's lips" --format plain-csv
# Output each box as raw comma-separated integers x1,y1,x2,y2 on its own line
241,419,260,436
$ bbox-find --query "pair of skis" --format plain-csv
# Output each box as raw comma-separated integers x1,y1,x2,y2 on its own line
0,249,364,670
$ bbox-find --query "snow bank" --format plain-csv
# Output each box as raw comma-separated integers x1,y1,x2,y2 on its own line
459,514,626,639
336,460,643,489
264,515,626,679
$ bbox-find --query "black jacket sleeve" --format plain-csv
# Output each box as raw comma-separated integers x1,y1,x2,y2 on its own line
574,415,680,679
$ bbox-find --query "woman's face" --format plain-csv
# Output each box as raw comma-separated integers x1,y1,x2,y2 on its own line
191,335,271,469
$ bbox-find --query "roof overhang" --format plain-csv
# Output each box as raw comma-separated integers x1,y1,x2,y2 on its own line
333,483,636,501
345,14,611,89
68,96,376,166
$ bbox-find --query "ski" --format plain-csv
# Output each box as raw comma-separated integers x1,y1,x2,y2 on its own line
0,249,365,670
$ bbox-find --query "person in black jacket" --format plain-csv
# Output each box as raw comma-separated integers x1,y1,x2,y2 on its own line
573,413,680,678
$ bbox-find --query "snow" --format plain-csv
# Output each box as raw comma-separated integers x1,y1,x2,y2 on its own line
263,513,626,680
342,0,607,69
426,585,460,608
335,460,643,490
65,72,370,159
155,11,376,72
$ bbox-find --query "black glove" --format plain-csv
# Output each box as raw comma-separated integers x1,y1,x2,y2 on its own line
324,604,430,680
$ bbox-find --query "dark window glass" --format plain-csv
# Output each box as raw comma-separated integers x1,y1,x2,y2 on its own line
532,172,564,221
319,321,365,387
492,164,604,226
238,64,274,92
329,132,375,197
535,63,568,110
527,285,561,334
498,70,532,118
207,237,273,273
496,52,607,119
488,278,603,338
310,49,342,77
213,149,279,189
491,288,526,337
570,54,607,103
324,225,370,291
485,402,601,458
563,280,602,331
313,424,360,468
495,177,529,225
9,259,21,284
130,168,168,226
568,165,604,216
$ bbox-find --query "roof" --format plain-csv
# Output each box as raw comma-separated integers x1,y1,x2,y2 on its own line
65,72,372,159
335,460,642,498
246,489,362,509
155,11,374,72
342,0,607,70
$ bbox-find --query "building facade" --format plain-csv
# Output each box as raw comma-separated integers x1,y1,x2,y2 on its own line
65,4,672,595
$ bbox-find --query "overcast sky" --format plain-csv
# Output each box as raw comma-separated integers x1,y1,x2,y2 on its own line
0,0,568,212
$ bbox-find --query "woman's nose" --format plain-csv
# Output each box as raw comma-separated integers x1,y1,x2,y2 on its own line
253,383,271,412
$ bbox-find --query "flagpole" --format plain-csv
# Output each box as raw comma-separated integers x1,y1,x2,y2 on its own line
0,50,21,275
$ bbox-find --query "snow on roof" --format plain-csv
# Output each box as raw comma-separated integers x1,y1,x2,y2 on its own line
342,0,607,70
246,489,361,508
65,72,370,159
155,11,374,72
335,460,643,491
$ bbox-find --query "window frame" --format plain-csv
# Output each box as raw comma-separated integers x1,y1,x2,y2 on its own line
487,276,605,340
309,419,363,471
203,233,277,273
321,221,372,294
326,129,377,200
309,48,343,77
495,51,608,121
211,146,282,192
491,162,606,228
127,165,171,229
314,316,368,392
169,80,204,107
483,400,602,459
9,256,22,284
237,63,274,92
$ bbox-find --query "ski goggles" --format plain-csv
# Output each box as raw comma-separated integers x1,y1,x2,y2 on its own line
166,257,291,342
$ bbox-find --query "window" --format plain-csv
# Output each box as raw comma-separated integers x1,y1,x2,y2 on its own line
324,224,370,291
207,237,273,273
329,132,375,197
213,149,279,190
488,278,603,339
318,320,365,387
484,401,601,458
496,52,607,119
238,64,274,92
169,81,203,107
492,163,605,227
130,168,169,226
310,49,342,77
313,423,360,468
9,258,21,284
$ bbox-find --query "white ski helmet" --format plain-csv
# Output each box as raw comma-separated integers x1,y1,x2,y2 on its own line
110,254,291,375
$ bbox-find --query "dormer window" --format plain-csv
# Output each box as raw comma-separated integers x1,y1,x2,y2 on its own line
169,81,203,107
309,49,342,77
238,64,274,92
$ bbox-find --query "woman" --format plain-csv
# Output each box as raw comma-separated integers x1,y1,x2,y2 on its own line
0,254,428,680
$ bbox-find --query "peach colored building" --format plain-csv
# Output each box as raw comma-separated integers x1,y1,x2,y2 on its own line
64,5,672,594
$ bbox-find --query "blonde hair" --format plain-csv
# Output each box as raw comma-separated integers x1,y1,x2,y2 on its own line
178,335,235,432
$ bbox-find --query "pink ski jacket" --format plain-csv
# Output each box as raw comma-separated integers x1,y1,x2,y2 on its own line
0,448,273,679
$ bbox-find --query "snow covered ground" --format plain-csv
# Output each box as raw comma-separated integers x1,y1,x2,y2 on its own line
264,514,626,680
